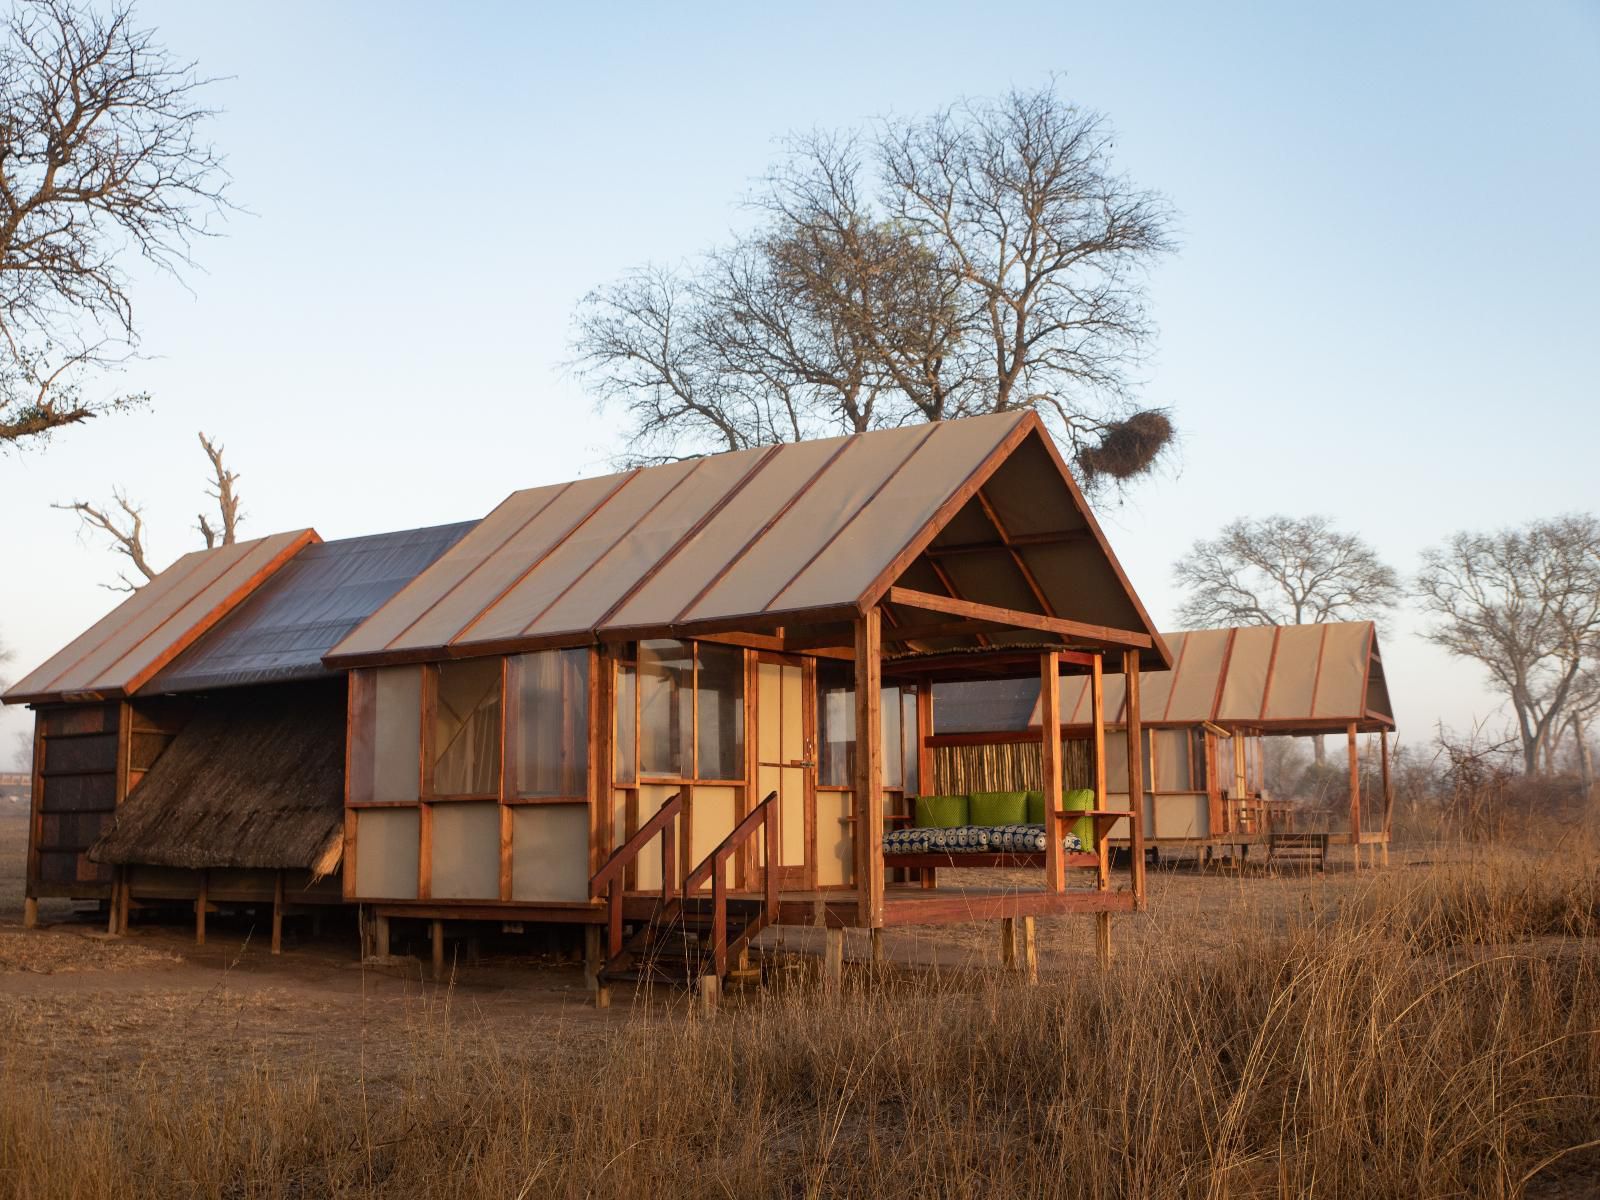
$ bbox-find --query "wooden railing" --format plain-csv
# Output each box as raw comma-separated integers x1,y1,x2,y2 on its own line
681,790,779,978
1050,805,1143,902
590,790,684,961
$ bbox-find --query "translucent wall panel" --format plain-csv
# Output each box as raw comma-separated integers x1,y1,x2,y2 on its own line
615,664,636,784
511,805,590,901
638,640,692,777
881,686,903,789
695,643,744,782
510,649,589,799
1151,729,1194,792
431,658,501,797
349,667,423,804
818,663,855,787
429,801,500,899
355,807,419,898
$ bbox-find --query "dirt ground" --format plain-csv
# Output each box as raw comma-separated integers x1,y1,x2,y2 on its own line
0,808,1461,1112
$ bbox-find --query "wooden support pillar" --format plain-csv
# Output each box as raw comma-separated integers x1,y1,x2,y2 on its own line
823,926,845,988
916,685,935,798
374,914,391,958
431,918,445,980
23,896,38,930
195,872,207,946
1022,915,1038,984
853,609,884,929
1347,722,1362,867
589,917,611,1008
699,972,720,1015
1001,916,1017,969
1040,650,1063,892
870,927,885,966
1123,649,1146,910
1381,728,1394,852
107,869,121,936
270,871,284,955
1091,654,1110,897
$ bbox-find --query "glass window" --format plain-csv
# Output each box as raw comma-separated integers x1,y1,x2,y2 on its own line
349,667,422,803
695,643,744,781
430,658,502,797
615,663,637,784
638,639,693,777
509,649,589,799
818,663,855,787
881,685,903,789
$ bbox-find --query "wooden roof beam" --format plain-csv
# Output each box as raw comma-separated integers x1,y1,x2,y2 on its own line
882,587,1152,651
923,529,1093,556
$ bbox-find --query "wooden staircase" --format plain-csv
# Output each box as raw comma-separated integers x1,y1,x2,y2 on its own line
589,791,779,998
1268,831,1328,872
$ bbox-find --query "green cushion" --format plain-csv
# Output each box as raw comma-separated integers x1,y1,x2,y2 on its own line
914,794,969,829
1025,790,1046,825
970,790,1028,826
1062,788,1096,847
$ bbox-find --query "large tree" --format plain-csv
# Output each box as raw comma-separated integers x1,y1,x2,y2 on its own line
0,0,227,449
573,85,1177,486
1172,515,1401,629
1416,515,1600,776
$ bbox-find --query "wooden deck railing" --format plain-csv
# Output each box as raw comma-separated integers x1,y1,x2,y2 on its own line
681,790,779,978
589,790,683,961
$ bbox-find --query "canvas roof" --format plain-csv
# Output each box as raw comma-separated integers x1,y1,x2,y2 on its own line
326,412,1169,670
3,530,317,705
1045,622,1394,735
147,523,475,695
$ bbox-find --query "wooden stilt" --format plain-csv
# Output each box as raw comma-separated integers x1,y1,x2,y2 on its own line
823,926,844,988
1123,649,1146,910
375,914,391,958
1001,916,1017,969
699,972,721,1015
431,918,445,980
270,871,284,955
1095,912,1111,969
870,927,885,966
119,879,130,933
1041,651,1064,892
920,868,936,890
195,872,207,946
23,896,38,930
1347,721,1362,870
107,870,121,936
1022,916,1038,984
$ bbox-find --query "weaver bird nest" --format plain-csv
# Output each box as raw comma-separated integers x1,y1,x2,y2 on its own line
1076,410,1174,481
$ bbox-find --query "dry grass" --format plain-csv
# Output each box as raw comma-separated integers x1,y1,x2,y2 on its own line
2,848,1599,1198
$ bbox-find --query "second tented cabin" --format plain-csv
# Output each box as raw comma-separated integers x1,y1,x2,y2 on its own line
6,411,1175,993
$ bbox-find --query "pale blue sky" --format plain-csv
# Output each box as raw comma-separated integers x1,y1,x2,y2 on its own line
3,1,1597,764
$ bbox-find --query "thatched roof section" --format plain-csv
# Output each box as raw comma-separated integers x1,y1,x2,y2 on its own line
90,684,345,874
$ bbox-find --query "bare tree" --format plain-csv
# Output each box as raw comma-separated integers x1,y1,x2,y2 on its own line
573,84,1177,484
1173,515,1401,628
54,430,242,589
1416,515,1600,776
0,0,227,450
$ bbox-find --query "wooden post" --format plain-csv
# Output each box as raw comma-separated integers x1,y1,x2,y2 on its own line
1022,916,1038,984
854,609,885,929
374,913,390,958
23,896,38,930
870,927,885,966
1123,649,1146,910
699,972,720,1015
916,686,935,798
1381,728,1394,867
431,918,445,980
1347,722,1361,868
195,872,207,946
1091,654,1109,894
823,926,845,988
271,871,284,955
1040,650,1063,892
107,868,121,936
1001,916,1017,969
587,922,611,1009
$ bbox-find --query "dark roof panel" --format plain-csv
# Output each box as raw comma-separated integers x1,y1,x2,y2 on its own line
148,522,474,694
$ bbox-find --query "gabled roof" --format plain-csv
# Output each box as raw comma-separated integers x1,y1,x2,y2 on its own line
3,530,317,705
327,412,1169,669
1035,622,1394,735
146,522,475,694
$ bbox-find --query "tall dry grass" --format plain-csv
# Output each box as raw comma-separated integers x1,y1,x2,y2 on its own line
4,852,1600,1198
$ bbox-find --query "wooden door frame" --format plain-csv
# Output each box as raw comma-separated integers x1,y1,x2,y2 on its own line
753,649,817,891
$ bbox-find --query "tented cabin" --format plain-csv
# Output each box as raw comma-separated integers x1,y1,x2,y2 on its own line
930,622,1398,867
5,412,1173,993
